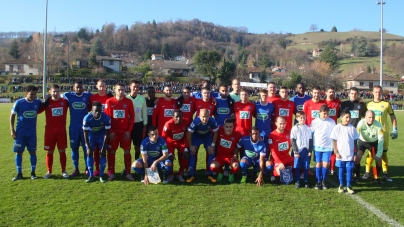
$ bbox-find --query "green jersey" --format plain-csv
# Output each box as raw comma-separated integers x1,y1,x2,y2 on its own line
356,119,384,157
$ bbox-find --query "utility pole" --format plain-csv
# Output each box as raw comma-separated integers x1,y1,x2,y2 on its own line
377,1,385,87
43,0,48,99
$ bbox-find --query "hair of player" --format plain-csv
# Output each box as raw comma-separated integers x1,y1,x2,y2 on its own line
250,126,260,133
267,82,276,86
373,85,382,90
280,86,288,90
219,84,228,89
74,81,83,85
164,84,172,89
340,109,351,117
147,126,158,133
312,86,321,91
232,78,240,84
115,82,125,88
173,109,183,116
92,101,102,108
349,87,359,93
326,85,335,91
319,104,329,112
224,118,235,124
147,86,155,90
50,84,59,90
295,111,306,118
275,116,286,123
259,89,268,94
240,88,249,93
201,87,211,91
183,86,191,91
26,85,38,92
97,79,105,84
130,80,140,85
296,83,305,88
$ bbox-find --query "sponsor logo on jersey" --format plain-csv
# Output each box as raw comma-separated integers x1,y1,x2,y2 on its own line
164,109,174,117
220,138,232,148
278,142,289,151
257,113,268,120
373,110,382,117
245,149,257,158
197,130,210,134
297,105,304,111
51,107,63,116
173,132,184,140
91,126,103,132
311,110,320,119
217,108,229,114
240,111,250,119
279,108,290,117
180,104,191,112
147,151,160,157
329,108,336,116
23,110,37,118
147,107,154,115
350,110,359,118
72,102,86,109
113,110,125,118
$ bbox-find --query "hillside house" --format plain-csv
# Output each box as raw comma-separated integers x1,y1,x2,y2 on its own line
151,54,163,61
75,56,121,73
3,57,40,75
344,72,399,93
162,61,192,76
312,48,323,57
247,67,271,82
109,51,130,58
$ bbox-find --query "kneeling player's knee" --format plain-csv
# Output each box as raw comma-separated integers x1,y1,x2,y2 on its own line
165,162,172,167
210,161,219,168
108,150,116,155
232,162,239,168
133,161,143,168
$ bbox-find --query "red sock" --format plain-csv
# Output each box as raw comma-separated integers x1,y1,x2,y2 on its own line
46,153,54,173
330,153,336,171
231,167,239,174
124,153,132,174
178,153,189,175
60,152,66,172
108,153,116,174
94,149,100,171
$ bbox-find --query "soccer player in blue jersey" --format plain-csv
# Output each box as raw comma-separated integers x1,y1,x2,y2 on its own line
186,108,219,183
290,83,311,117
83,101,111,183
214,84,234,126
238,127,273,186
10,85,43,181
191,80,220,99
254,89,274,140
131,126,172,184
63,81,92,177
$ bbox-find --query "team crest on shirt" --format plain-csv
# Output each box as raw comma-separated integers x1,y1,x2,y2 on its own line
124,104,127,108
280,166,293,185
381,105,384,108
172,104,176,108
357,105,361,109
61,102,64,106
34,105,38,109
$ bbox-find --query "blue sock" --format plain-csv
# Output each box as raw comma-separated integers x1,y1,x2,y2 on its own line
207,154,215,174
15,154,22,174
133,167,145,175
30,154,37,173
165,164,172,177
72,150,79,170
189,154,196,176
316,167,321,182
295,168,300,183
322,167,328,181
303,168,309,183
339,166,345,186
240,162,248,176
265,164,273,174
346,164,352,187
100,157,106,177
82,147,88,169
86,157,94,177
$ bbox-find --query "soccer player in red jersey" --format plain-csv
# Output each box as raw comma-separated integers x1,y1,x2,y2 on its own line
177,86,196,120
194,87,215,117
233,88,255,136
104,83,135,181
266,82,281,103
210,118,242,182
42,84,69,179
269,117,294,177
272,86,295,131
303,86,325,126
162,110,190,182
152,85,178,135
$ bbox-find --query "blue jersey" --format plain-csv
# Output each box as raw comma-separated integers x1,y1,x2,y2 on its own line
11,98,42,136
237,136,266,160
214,97,233,126
191,91,220,99
188,116,219,137
289,94,311,114
254,101,274,134
140,136,168,160
82,112,111,138
63,92,92,128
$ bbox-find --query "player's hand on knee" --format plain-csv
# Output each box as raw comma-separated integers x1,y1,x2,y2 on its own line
110,132,116,141
190,146,197,154
278,163,285,170
123,131,131,141
207,146,215,154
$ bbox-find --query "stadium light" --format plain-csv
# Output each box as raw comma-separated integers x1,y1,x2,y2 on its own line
43,0,48,99
377,1,385,87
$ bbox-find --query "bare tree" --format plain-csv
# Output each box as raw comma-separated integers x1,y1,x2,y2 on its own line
309,24,318,32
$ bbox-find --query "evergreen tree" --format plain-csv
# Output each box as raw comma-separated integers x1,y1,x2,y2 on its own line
331,26,337,32
318,46,339,70
161,43,171,59
144,49,151,61
8,40,20,59
91,37,105,56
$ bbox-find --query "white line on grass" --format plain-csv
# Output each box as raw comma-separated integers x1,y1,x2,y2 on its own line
327,179,403,227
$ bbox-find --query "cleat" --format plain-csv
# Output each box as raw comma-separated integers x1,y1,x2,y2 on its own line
322,181,328,190
295,182,301,188
362,172,370,180
94,170,100,177
176,175,185,182
330,170,334,175
338,185,345,193
99,176,107,183
31,172,37,180
70,170,80,177
168,175,174,182
126,174,134,181
121,169,126,177
43,172,52,179
217,173,223,182
300,173,304,179
240,176,247,184
107,174,116,181
186,176,195,183
373,179,384,184
183,170,189,177
270,176,276,183
62,172,70,178
208,176,217,183
223,170,229,177
383,174,393,182
86,176,95,183
85,170,89,176
12,173,23,181
346,186,355,194
140,174,145,183
163,175,169,184
304,182,310,188
314,182,321,190
228,174,234,183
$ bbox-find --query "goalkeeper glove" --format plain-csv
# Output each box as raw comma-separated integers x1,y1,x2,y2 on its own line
390,126,398,139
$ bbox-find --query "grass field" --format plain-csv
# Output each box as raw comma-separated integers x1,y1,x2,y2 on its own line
1,103,403,226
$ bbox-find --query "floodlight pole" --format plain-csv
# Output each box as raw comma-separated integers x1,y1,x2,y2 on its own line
377,1,385,87
43,0,48,99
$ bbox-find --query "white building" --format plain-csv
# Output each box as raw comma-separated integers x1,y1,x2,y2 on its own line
3,57,40,75
344,72,399,93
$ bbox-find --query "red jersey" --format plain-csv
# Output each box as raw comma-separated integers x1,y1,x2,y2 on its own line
105,97,135,133
233,101,255,136
272,99,295,131
152,97,178,133
44,98,68,133
325,99,341,123
194,98,215,117
162,118,190,144
267,95,281,103
268,130,292,164
89,93,110,111
216,126,243,159
179,97,196,120
303,99,325,126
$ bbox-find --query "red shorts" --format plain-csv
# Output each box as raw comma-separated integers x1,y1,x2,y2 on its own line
108,131,131,151
275,158,294,168
166,140,188,154
44,130,67,151
212,157,238,167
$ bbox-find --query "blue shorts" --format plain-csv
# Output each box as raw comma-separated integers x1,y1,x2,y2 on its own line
241,157,263,170
13,134,37,153
88,136,107,152
191,134,213,150
336,160,354,168
259,129,271,139
69,125,85,150
294,148,310,169
315,151,332,163
136,158,171,171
